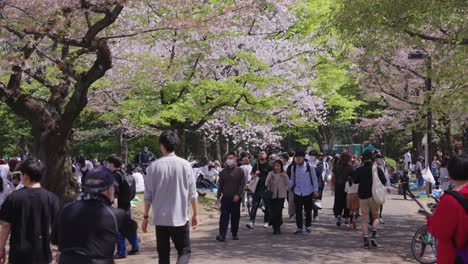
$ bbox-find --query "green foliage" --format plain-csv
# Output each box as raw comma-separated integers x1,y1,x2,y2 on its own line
384,157,397,169
0,103,32,156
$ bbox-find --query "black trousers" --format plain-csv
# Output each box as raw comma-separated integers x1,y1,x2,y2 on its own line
156,222,191,264
269,198,285,229
219,196,241,238
333,183,350,219
250,190,270,223
401,183,409,199
294,194,313,229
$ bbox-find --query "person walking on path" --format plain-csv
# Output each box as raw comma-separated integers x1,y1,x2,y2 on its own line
290,150,319,234
265,160,290,235
107,155,139,258
51,168,137,264
142,131,198,264
399,170,410,200
427,154,468,264
345,176,359,229
0,158,60,264
247,150,273,229
285,152,296,221
239,157,252,211
352,150,387,249
331,152,354,227
216,152,245,242
312,153,326,222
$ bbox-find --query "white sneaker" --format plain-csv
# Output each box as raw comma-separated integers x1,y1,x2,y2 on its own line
379,218,385,225
246,222,254,229
313,216,319,222
314,200,322,209
263,222,269,228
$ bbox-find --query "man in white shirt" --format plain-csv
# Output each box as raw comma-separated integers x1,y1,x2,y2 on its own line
74,156,94,185
142,131,198,264
404,150,412,170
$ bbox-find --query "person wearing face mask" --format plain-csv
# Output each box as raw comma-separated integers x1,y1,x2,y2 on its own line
51,168,137,264
216,152,245,242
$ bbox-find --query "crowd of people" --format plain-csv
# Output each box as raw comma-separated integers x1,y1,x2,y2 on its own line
0,132,466,264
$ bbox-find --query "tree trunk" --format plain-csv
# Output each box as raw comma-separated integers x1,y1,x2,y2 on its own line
200,133,208,160
412,127,423,163
462,124,468,155
117,127,129,165
215,137,222,162
34,127,79,203
177,129,187,158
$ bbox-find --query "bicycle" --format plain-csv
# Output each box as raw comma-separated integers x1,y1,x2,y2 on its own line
407,189,439,264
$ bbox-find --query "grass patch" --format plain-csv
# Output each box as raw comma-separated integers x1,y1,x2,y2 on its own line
198,193,218,212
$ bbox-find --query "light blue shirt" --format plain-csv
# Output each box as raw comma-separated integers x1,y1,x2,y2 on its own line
290,162,319,196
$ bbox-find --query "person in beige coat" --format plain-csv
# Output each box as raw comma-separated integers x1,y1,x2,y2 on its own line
265,160,290,235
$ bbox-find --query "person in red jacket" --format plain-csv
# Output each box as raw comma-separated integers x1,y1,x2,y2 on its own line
427,154,468,264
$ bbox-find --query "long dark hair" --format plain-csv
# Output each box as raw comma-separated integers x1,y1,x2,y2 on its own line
338,152,351,166
273,160,284,173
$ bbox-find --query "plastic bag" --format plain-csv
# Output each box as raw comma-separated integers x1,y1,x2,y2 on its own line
422,167,435,184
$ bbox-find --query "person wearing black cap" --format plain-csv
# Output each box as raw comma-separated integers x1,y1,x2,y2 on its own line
0,158,60,264
51,168,137,264
352,150,387,249
289,150,319,234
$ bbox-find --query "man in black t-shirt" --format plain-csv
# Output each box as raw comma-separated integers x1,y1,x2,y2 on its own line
0,158,59,264
246,150,273,229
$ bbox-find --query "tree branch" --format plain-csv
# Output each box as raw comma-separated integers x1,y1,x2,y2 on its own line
405,29,467,45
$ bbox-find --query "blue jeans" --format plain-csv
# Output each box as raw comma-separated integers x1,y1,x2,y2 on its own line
249,190,270,224
117,211,140,256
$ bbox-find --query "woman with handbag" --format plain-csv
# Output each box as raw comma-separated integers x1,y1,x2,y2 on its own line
265,160,290,235
352,150,387,249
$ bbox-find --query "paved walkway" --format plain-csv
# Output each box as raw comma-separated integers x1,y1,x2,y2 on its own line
118,191,425,264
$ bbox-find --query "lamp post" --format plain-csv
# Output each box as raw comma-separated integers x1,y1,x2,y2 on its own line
408,51,432,167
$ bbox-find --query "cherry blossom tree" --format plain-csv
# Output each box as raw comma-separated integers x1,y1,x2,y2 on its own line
0,0,128,199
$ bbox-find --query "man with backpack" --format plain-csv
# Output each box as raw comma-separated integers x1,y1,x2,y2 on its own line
290,150,319,234
427,154,468,264
106,155,139,259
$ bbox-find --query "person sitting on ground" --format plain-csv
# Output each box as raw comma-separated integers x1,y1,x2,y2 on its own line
427,154,468,264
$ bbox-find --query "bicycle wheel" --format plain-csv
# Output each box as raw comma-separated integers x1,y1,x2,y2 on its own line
411,225,437,264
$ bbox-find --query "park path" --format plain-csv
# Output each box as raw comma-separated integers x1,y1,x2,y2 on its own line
118,191,425,264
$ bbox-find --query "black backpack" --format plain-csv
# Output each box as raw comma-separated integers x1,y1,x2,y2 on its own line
124,173,137,201
444,190,468,213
